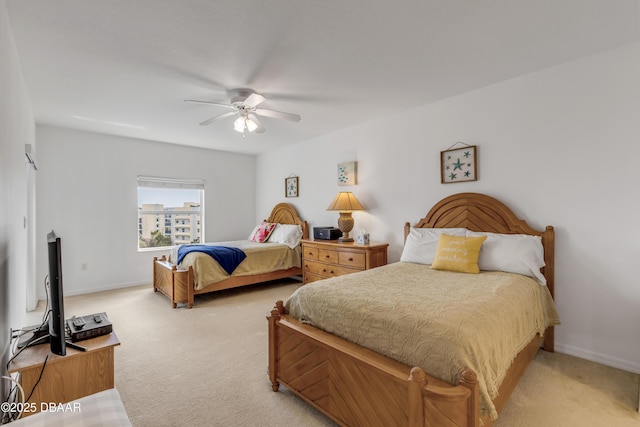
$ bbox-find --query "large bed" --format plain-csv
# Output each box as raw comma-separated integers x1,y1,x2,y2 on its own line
154,203,308,308
267,193,559,427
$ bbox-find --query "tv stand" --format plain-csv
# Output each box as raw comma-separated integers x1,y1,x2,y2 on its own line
8,332,120,417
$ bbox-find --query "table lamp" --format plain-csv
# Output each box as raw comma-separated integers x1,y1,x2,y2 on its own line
326,192,365,242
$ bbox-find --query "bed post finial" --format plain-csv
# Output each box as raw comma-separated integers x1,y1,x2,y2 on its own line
275,300,285,316
268,301,285,321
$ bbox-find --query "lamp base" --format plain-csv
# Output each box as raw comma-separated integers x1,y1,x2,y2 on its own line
336,213,355,244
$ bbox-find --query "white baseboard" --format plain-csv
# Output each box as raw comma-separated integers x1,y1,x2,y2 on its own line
555,342,640,374
34,280,149,303
65,280,150,296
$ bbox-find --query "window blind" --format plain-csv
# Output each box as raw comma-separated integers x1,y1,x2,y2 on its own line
137,176,205,190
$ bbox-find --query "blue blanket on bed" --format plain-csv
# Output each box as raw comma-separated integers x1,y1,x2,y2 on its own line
176,245,247,275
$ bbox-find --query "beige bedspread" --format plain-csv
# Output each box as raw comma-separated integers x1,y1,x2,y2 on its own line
285,262,559,419
169,241,301,290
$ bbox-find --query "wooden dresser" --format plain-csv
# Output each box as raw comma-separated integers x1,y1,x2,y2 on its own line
301,239,388,284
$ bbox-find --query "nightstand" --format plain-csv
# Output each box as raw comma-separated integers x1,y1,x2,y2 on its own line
8,332,120,417
301,239,388,284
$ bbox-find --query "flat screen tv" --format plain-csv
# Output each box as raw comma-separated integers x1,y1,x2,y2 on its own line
47,230,66,356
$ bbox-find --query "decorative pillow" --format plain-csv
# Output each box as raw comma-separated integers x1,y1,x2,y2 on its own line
400,228,468,265
267,224,303,248
467,231,546,284
430,234,487,274
248,224,261,240
251,222,277,243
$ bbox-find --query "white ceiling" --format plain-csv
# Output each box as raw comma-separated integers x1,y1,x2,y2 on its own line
6,1,640,155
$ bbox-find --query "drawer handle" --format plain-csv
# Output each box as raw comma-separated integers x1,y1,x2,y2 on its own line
322,269,327,273
348,257,354,261
325,255,330,259
329,270,334,274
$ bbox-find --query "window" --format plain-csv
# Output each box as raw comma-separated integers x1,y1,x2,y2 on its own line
137,176,205,250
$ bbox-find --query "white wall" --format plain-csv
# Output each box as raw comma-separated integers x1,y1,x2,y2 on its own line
256,42,640,374
35,126,256,297
1,0,34,377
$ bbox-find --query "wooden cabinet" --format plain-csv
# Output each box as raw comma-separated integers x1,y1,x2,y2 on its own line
301,239,388,284
8,332,120,417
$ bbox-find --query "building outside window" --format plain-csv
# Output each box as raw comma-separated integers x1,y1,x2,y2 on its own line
137,176,205,250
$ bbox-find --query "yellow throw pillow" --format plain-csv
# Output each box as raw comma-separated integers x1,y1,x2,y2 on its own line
430,234,487,274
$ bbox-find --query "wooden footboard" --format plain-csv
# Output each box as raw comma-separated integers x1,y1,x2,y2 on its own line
153,256,301,308
268,302,480,427
153,256,194,308
268,301,548,427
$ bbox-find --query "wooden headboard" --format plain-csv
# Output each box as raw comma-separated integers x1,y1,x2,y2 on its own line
404,192,554,298
266,203,309,240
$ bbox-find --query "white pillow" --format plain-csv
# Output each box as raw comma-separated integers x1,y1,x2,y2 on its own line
267,224,303,249
400,228,468,265
467,231,546,284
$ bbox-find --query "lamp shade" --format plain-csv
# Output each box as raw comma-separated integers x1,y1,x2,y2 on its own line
326,192,365,212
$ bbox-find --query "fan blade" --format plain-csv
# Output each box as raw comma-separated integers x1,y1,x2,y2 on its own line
243,93,266,108
199,111,238,126
248,114,266,133
185,100,236,109
254,108,301,122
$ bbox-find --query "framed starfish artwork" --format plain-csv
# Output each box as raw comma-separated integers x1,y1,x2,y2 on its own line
441,145,477,184
285,176,298,197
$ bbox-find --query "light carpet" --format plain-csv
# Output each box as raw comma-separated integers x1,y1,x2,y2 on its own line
28,280,639,426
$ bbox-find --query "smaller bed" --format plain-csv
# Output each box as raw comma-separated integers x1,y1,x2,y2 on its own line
153,203,308,308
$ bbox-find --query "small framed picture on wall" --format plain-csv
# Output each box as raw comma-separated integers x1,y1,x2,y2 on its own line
441,145,477,184
338,161,357,186
285,176,299,197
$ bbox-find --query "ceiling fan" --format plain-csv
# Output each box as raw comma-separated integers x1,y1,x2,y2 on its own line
185,88,301,135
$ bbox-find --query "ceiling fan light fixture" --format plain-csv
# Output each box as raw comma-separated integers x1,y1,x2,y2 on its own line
234,114,259,133
233,116,245,133
245,117,258,132
188,88,300,134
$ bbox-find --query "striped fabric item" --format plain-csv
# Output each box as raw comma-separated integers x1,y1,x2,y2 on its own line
11,388,130,427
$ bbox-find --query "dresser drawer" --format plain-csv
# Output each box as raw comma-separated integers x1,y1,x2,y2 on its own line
318,249,338,264
303,260,325,276
304,260,359,278
302,246,319,260
303,272,324,285
338,251,365,269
